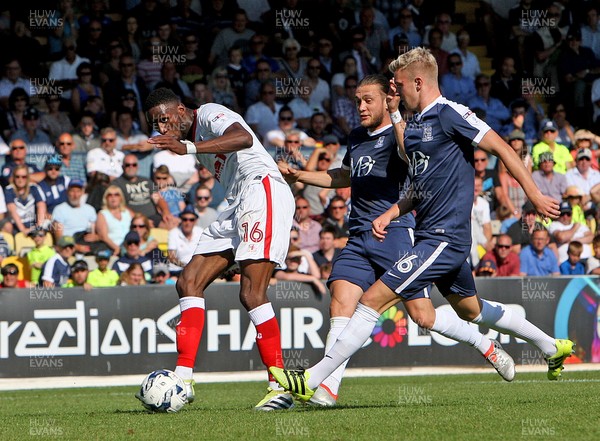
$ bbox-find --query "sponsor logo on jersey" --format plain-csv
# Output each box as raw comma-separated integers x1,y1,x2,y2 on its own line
211,113,225,122
462,110,473,120
408,151,430,176
351,155,376,177
213,153,226,181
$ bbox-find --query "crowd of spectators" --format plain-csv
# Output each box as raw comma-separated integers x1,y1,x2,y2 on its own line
5,1,600,289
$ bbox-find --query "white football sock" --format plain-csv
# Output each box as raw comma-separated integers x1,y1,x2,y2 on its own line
174,366,193,380
431,308,491,355
473,299,556,357
321,316,351,396
307,304,379,389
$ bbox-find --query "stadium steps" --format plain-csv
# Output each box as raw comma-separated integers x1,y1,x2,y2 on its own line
455,0,478,23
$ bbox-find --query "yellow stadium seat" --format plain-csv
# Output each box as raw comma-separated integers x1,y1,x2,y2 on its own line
15,232,54,257
150,228,169,254
1,233,15,253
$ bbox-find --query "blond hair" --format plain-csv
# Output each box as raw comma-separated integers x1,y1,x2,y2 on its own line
389,47,438,82
101,185,127,211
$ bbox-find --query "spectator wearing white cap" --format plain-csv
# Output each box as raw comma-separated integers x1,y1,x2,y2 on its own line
570,129,600,171
548,202,593,264
565,147,600,203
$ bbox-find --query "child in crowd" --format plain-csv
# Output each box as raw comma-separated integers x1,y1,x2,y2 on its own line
560,241,585,275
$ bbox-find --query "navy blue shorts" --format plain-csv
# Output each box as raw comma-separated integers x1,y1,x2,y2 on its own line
328,227,415,292
380,238,477,300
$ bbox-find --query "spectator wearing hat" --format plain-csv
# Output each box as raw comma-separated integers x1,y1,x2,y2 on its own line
63,260,92,291
566,147,600,203
507,201,548,254
152,262,175,285
571,130,600,171
475,258,496,277
54,133,87,183
38,155,69,214
563,185,587,226
501,129,532,174
477,234,520,277
0,263,27,288
87,249,119,287
559,241,586,275
532,152,568,202
51,179,98,251
40,236,76,287
167,209,203,276
520,228,560,277
532,120,574,174
467,73,509,133
305,134,342,170
112,231,153,277
9,107,52,150
26,229,55,286
86,127,124,180
548,202,593,263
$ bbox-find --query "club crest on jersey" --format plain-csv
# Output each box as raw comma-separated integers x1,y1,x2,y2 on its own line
211,113,225,122
374,136,385,149
395,254,419,273
422,125,433,142
351,155,375,177
408,151,430,176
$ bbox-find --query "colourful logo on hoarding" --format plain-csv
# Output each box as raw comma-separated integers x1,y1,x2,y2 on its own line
372,306,408,348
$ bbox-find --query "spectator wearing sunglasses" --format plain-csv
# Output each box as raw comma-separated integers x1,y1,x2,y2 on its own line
38,154,69,214
476,234,520,277
26,228,55,286
86,127,125,180
0,139,44,187
152,165,186,218
265,107,312,149
0,263,27,288
114,154,176,229
189,185,218,230
441,53,476,106
167,209,203,276
112,231,153,279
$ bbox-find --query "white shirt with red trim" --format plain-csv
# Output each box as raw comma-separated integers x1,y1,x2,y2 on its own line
190,103,281,201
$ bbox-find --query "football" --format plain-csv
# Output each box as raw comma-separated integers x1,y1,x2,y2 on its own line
136,369,188,413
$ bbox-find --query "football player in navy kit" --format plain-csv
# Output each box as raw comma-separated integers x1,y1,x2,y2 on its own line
270,49,574,401
279,74,517,406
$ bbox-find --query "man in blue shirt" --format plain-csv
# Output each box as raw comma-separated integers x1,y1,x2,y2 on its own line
520,228,560,276
40,236,75,287
271,47,575,401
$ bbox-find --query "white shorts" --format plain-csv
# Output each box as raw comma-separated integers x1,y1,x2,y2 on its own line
193,175,294,266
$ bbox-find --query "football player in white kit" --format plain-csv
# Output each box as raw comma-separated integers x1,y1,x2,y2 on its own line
145,88,296,411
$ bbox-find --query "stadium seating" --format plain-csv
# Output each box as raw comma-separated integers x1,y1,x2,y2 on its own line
15,232,54,257
150,228,169,254
2,233,15,254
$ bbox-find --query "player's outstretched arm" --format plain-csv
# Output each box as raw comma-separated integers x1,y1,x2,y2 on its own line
387,80,408,164
478,130,560,219
148,122,253,155
282,166,351,189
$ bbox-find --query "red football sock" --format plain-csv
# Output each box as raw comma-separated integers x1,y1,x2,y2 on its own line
255,316,284,382
176,307,205,368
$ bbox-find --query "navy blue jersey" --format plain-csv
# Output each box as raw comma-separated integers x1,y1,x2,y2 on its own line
38,176,69,214
404,97,490,245
342,125,415,234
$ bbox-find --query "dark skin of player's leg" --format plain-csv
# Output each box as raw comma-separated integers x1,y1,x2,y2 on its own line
176,251,235,299
239,259,276,310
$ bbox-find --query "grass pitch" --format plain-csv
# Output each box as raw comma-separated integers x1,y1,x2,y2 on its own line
1,371,599,441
